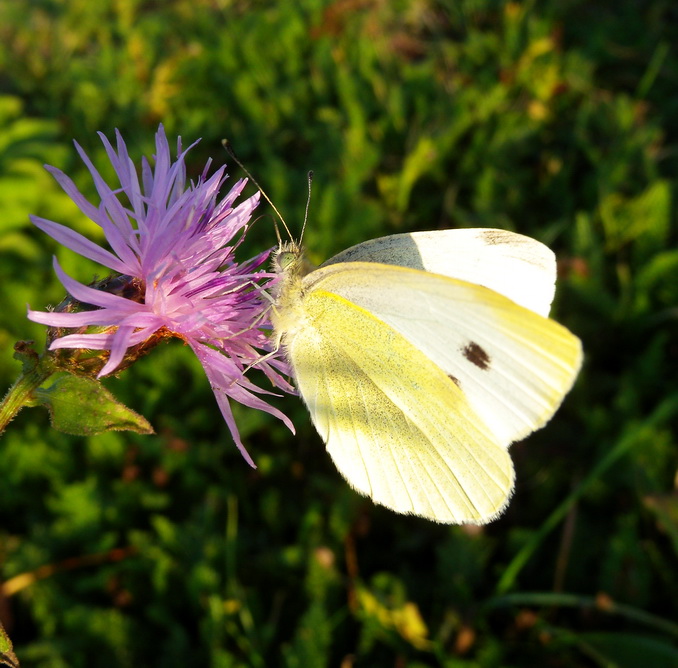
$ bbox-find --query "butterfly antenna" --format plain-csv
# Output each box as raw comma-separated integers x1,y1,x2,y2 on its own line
299,170,313,244
222,139,291,244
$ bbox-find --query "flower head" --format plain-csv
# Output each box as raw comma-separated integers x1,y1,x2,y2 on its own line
28,125,294,465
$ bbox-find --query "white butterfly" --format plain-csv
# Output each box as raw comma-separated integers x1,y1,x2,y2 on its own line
270,228,582,524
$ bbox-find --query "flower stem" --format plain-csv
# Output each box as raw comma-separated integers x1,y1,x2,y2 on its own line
0,345,55,437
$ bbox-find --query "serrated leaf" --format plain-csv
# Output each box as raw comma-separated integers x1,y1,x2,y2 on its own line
35,373,153,436
0,620,19,668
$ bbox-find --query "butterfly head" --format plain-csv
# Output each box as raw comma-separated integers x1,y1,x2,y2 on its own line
273,241,301,272
273,240,315,276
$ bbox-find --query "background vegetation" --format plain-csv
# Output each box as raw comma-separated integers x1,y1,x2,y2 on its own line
1,0,677,665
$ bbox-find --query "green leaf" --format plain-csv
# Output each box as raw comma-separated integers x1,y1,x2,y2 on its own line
600,180,671,253
0,620,19,667
35,373,154,436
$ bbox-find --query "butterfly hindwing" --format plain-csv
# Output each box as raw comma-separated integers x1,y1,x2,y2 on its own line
285,285,515,523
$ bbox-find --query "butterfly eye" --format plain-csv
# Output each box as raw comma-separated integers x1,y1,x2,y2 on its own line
277,251,297,271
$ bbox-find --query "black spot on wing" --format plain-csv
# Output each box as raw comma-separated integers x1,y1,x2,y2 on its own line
448,374,461,387
462,342,491,370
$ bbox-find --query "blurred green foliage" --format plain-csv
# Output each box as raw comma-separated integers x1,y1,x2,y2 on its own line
1,0,677,666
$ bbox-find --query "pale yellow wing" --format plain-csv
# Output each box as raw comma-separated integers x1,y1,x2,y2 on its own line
302,262,582,449
321,228,556,316
285,287,515,524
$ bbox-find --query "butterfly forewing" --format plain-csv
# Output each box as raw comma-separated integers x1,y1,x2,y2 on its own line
302,262,582,449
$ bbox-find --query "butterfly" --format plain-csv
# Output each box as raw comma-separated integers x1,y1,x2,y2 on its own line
269,228,582,524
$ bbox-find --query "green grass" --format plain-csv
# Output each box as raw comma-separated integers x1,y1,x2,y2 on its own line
1,0,677,666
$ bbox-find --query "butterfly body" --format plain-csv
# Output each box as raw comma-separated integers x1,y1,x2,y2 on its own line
271,229,582,524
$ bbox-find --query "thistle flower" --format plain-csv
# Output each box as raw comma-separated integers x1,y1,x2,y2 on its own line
28,125,294,465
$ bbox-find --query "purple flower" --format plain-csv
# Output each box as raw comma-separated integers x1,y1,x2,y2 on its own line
28,125,294,465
